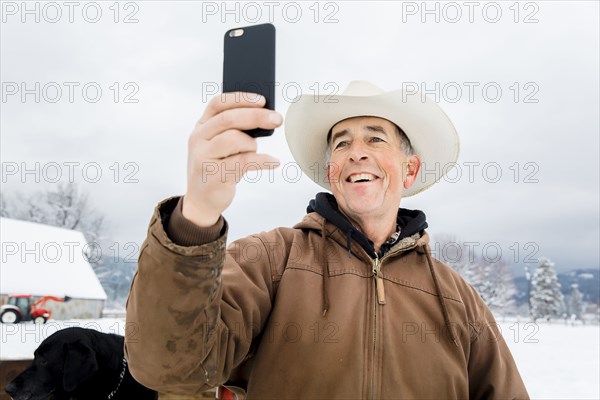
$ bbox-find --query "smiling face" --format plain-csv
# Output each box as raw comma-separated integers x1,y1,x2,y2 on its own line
327,116,420,228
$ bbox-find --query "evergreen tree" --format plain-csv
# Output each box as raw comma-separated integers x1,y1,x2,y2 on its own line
568,284,584,321
530,257,565,321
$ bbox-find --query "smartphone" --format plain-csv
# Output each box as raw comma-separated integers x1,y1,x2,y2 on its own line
223,23,276,138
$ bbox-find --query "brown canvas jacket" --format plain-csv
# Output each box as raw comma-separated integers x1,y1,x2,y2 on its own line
125,197,529,399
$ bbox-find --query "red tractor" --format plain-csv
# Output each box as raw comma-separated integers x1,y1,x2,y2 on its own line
0,294,71,324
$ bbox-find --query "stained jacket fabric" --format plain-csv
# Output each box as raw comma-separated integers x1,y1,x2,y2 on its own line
125,196,529,399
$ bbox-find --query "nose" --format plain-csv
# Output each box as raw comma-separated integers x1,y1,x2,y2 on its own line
5,381,17,396
348,141,369,162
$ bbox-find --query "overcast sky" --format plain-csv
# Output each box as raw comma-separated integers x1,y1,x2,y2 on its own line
1,1,598,274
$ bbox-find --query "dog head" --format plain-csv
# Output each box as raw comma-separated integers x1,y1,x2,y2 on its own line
5,328,100,400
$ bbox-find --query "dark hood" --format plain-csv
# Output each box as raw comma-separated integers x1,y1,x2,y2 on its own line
306,192,428,259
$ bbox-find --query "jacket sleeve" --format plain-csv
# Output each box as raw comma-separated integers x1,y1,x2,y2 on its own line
467,298,530,399
125,197,276,394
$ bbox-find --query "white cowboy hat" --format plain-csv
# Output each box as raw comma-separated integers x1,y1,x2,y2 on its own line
284,81,460,197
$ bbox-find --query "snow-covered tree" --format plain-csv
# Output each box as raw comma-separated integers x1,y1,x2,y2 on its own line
0,192,10,217
2,182,105,244
530,257,565,321
434,234,517,317
434,234,485,287
567,284,584,321
483,260,518,319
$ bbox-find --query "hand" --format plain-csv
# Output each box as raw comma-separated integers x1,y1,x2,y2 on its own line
182,93,282,227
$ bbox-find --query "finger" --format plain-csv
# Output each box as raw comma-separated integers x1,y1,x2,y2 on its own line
217,153,281,183
198,92,267,124
204,129,258,159
197,107,282,141
234,153,281,170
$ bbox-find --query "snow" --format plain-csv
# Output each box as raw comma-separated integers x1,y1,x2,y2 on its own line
0,318,126,360
0,217,107,300
500,320,600,400
1,318,598,398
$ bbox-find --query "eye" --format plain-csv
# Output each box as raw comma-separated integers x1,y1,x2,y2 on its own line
334,140,349,149
370,136,385,143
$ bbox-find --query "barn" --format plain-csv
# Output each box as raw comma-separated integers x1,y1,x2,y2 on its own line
0,218,218,399
0,217,107,320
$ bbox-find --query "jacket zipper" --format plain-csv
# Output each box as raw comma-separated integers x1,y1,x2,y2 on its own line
366,238,419,399
370,256,383,400
373,257,386,305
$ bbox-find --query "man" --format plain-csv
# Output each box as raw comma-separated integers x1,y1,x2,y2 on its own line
125,81,529,399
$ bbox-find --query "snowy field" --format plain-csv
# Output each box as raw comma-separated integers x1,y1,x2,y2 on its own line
1,318,599,399
499,320,600,399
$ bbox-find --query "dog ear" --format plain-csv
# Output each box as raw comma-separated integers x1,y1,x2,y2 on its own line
62,342,99,392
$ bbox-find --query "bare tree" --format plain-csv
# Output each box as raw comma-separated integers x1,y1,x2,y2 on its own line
0,192,11,218
567,284,584,322
434,233,518,318
2,182,106,245
434,233,486,290
483,260,518,320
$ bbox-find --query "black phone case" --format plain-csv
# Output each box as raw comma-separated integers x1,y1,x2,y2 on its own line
223,23,276,138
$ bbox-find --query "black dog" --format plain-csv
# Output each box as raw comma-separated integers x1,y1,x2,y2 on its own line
5,327,157,400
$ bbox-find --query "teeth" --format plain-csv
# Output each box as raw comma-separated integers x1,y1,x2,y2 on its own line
349,173,376,183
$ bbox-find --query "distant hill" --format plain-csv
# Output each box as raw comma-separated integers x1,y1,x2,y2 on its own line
515,268,599,306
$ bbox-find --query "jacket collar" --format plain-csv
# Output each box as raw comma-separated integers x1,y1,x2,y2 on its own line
301,192,429,259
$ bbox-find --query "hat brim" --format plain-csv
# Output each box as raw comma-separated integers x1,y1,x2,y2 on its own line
284,89,460,197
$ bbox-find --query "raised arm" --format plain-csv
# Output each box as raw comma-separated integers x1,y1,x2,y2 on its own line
125,93,282,393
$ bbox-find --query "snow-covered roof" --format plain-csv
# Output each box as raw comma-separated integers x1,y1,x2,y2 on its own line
1,318,125,360
0,218,107,300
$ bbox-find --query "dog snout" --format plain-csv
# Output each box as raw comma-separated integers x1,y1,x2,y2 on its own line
5,378,31,400
4,380,18,396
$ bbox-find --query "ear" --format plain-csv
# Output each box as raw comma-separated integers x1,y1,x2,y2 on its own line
403,155,421,189
62,342,98,392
